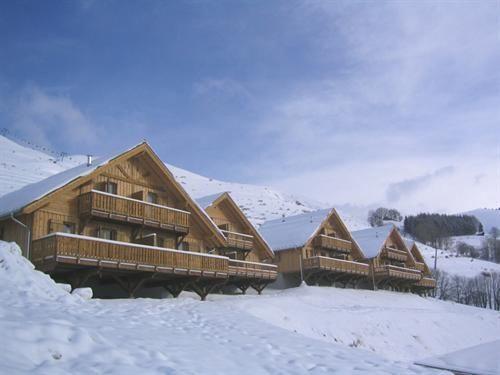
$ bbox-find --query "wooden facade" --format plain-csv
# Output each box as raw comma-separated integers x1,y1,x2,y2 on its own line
268,209,370,287
0,143,275,299
407,241,436,291
199,192,277,294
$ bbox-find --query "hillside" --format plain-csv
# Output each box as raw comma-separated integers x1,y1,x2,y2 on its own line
0,135,369,228
3,240,499,374
0,135,86,197
464,208,500,233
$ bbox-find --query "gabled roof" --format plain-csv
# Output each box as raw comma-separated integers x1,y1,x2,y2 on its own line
350,224,395,258
258,208,335,252
0,143,141,218
0,142,226,246
197,192,274,259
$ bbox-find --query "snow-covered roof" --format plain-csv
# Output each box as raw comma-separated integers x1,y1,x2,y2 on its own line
351,224,395,258
195,192,226,209
258,208,332,251
404,238,415,250
0,144,142,218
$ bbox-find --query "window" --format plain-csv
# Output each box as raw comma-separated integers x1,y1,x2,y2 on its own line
179,241,190,251
146,192,158,204
218,223,229,232
63,222,76,234
99,228,117,241
104,182,118,195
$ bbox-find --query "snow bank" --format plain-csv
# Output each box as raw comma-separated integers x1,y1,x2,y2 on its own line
0,241,73,304
72,287,93,300
0,240,438,374
226,286,500,363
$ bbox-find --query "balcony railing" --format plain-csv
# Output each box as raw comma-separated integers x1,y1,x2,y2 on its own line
220,230,254,251
314,235,352,253
32,232,227,277
228,259,278,280
415,262,426,272
382,247,408,262
79,190,190,233
303,256,369,276
373,264,422,281
414,277,436,289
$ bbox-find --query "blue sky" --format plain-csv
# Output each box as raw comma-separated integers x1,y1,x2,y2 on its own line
0,1,499,213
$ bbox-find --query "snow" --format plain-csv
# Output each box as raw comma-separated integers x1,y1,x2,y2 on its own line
0,135,87,197
195,192,226,209
416,339,500,375
416,241,500,278
1,240,448,374
72,287,93,300
351,224,395,258
258,208,332,251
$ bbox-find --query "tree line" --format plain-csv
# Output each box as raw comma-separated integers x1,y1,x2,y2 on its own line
434,270,500,311
403,213,482,245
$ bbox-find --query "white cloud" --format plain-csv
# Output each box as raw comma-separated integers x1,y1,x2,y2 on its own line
10,86,99,151
254,1,500,213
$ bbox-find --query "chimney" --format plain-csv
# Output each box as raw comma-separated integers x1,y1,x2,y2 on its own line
87,154,93,167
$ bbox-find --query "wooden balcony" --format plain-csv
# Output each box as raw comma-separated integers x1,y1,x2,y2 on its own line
303,256,369,276
414,277,436,289
382,247,408,262
78,190,190,234
314,235,352,253
415,262,426,272
220,230,254,252
373,265,422,281
228,259,278,280
31,233,228,278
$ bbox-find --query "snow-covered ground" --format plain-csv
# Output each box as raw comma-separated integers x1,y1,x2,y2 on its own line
416,241,500,278
2,241,446,374
3,241,500,374
0,135,86,197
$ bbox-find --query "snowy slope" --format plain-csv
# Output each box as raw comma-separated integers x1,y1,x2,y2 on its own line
0,135,86,197
167,163,328,226
0,241,440,374
415,241,500,278
463,208,500,233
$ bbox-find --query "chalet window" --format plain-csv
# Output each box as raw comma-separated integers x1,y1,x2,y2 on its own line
104,182,118,195
179,241,190,251
146,192,158,204
62,222,76,234
218,224,229,232
99,228,117,241
157,237,164,248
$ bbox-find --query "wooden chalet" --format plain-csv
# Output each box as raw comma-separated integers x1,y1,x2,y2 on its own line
196,192,277,294
259,208,369,288
405,239,436,293
351,224,429,291
0,142,271,300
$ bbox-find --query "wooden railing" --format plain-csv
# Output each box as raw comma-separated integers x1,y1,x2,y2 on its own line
221,230,254,251
415,262,426,272
373,264,421,281
79,190,190,231
32,233,227,275
314,235,352,253
303,256,369,275
228,259,278,280
382,247,408,262
414,277,436,288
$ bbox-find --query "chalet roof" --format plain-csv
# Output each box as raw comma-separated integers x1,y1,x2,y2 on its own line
258,208,332,252
0,148,127,218
350,224,395,258
196,192,275,258
404,238,416,250
195,192,226,209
